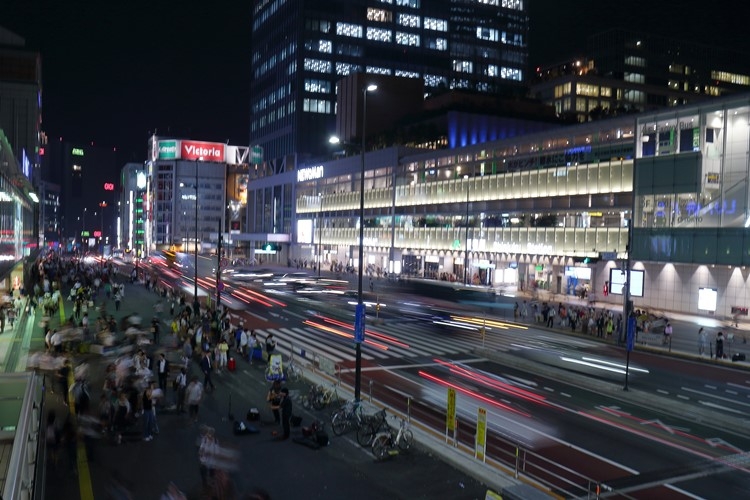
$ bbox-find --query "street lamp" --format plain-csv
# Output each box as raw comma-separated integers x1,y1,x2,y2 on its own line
317,192,323,278
180,157,201,317
194,159,199,316
355,83,377,402
463,174,470,285
99,201,107,255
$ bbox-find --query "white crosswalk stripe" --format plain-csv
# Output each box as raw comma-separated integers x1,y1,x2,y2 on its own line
248,318,546,363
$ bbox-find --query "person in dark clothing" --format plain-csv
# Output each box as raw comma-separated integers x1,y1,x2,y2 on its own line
267,380,282,424
58,359,71,406
716,331,725,359
200,352,215,390
279,387,292,440
151,318,161,346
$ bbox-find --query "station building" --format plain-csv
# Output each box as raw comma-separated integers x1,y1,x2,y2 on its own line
243,92,750,319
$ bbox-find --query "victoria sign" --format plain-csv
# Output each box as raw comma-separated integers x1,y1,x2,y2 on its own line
181,140,225,162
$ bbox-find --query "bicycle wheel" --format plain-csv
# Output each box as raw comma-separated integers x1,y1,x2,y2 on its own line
331,410,349,436
398,429,414,451
356,422,376,447
371,433,391,460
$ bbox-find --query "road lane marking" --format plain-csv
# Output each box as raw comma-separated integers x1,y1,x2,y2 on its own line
682,386,750,408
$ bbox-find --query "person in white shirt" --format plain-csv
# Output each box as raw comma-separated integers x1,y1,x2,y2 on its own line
185,377,204,422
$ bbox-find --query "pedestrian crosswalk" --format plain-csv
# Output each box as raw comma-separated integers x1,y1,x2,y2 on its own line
247,318,578,366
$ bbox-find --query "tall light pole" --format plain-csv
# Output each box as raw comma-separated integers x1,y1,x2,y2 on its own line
463,174,470,285
355,83,377,402
194,158,200,316
99,201,107,257
318,192,323,278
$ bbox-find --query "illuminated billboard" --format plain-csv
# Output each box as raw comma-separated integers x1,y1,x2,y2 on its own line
181,140,225,162
609,268,644,297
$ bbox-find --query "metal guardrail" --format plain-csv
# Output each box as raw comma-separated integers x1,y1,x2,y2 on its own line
2,371,46,500
285,342,596,498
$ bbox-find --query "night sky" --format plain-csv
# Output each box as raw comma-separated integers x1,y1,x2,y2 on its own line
2,0,749,166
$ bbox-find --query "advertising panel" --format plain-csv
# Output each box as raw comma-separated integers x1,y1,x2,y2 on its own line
609,268,645,297
181,140,225,162
297,219,313,245
157,140,178,159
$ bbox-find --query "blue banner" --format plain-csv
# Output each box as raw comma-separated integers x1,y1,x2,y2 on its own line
626,317,637,352
354,303,366,343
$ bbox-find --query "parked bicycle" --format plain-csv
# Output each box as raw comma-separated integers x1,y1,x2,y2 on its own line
330,400,365,436
285,357,303,382
301,384,340,410
371,415,414,460
356,408,388,447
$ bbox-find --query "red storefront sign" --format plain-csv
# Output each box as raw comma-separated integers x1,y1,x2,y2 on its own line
181,140,225,162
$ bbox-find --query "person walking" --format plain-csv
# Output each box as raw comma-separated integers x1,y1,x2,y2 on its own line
698,327,708,356
217,338,229,369
198,426,219,489
142,385,156,441
200,352,215,391
174,367,188,412
157,353,170,393
265,333,277,357
662,322,673,346
185,377,204,423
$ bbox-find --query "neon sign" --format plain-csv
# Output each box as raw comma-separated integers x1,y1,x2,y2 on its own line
297,165,324,182
104,182,115,191
72,148,85,156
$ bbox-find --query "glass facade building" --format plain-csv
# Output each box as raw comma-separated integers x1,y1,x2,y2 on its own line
250,0,529,160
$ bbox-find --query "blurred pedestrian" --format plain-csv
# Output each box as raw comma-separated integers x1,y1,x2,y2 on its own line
174,368,187,413
198,426,218,488
186,377,204,422
200,351,215,391
698,327,708,356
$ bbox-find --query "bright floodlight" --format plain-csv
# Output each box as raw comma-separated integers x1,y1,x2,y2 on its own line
366,84,377,92
329,136,341,144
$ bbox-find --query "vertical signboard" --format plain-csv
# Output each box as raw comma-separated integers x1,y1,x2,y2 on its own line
354,303,366,343
446,388,456,443
475,407,487,462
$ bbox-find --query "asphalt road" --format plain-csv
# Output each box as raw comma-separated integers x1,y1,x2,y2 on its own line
123,258,750,498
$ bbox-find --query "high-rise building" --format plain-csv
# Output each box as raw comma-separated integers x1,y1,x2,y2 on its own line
250,0,529,161
531,29,750,123
0,26,42,186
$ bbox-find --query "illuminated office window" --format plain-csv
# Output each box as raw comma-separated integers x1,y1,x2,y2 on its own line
367,8,392,22
424,17,448,31
336,22,363,38
425,37,447,51
500,67,521,81
477,27,498,41
453,60,473,73
366,66,392,75
396,32,420,46
366,27,392,42
398,13,420,27
304,58,331,73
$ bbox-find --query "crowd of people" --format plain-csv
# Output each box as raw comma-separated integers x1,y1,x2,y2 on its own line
23,251,280,499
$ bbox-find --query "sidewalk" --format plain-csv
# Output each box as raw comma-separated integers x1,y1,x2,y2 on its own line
40,277,492,500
